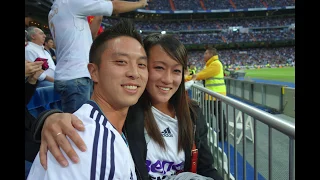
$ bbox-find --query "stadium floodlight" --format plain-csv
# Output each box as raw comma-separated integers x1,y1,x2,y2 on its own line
161,31,166,34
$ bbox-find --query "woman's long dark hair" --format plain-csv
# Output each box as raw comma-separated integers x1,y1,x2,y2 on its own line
141,34,196,152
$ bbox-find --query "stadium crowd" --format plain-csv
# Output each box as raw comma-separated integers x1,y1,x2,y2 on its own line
145,0,294,10
103,16,295,45
188,46,295,69
105,16,295,31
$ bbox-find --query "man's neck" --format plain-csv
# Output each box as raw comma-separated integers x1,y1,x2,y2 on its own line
91,92,128,133
44,46,50,50
30,41,43,47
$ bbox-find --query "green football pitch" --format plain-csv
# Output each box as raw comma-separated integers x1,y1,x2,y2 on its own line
243,67,295,83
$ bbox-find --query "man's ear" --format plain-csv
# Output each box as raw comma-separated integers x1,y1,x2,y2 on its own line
88,63,98,83
31,34,35,40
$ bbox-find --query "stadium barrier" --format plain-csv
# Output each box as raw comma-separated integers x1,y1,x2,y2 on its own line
190,83,295,180
282,87,295,118
225,77,295,118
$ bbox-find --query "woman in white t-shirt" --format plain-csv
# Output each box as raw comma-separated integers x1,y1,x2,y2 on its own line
33,34,224,180
134,34,216,179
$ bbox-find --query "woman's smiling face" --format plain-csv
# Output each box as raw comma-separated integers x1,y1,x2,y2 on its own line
146,45,183,105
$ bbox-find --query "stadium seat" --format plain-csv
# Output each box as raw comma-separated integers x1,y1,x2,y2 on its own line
229,111,254,144
27,86,61,117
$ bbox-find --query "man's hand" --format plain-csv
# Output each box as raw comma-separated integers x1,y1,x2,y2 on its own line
192,74,197,80
28,69,44,84
40,113,86,169
112,0,148,14
139,0,148,8
25,60,43,77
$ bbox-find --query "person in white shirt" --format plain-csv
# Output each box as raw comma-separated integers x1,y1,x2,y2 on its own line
25,26,56,88
49,0,148,113
27,19,148,180
25,30,28,46
136,34,219,179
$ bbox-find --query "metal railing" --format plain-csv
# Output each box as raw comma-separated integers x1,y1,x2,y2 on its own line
190,83,295,180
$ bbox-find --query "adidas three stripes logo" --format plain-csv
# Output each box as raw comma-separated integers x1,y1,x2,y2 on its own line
161,127,173,137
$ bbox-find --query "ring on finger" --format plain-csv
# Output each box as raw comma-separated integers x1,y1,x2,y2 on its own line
56,132,63,137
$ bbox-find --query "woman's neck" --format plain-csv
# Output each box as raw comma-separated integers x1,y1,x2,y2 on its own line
152,102,175,118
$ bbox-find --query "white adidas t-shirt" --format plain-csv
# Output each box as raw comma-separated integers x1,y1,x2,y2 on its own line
145,106,185,179
27,101,137,180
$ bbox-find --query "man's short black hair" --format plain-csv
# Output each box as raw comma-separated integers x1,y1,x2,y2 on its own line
89,19,143,67
45,37,53,43
205,46,218,56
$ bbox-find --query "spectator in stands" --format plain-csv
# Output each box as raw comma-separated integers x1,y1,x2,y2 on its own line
51,42,56,52
185,66,195,91
25,30,28,46
44,37,57,65
25,60,44,179
25,26,56,88
189,64,197,75
48,0,148,113
187,47,227,142
30,34,224,180
27,19,148,180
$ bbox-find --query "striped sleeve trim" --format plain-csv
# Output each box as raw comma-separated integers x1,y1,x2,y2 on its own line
87,101,115,180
